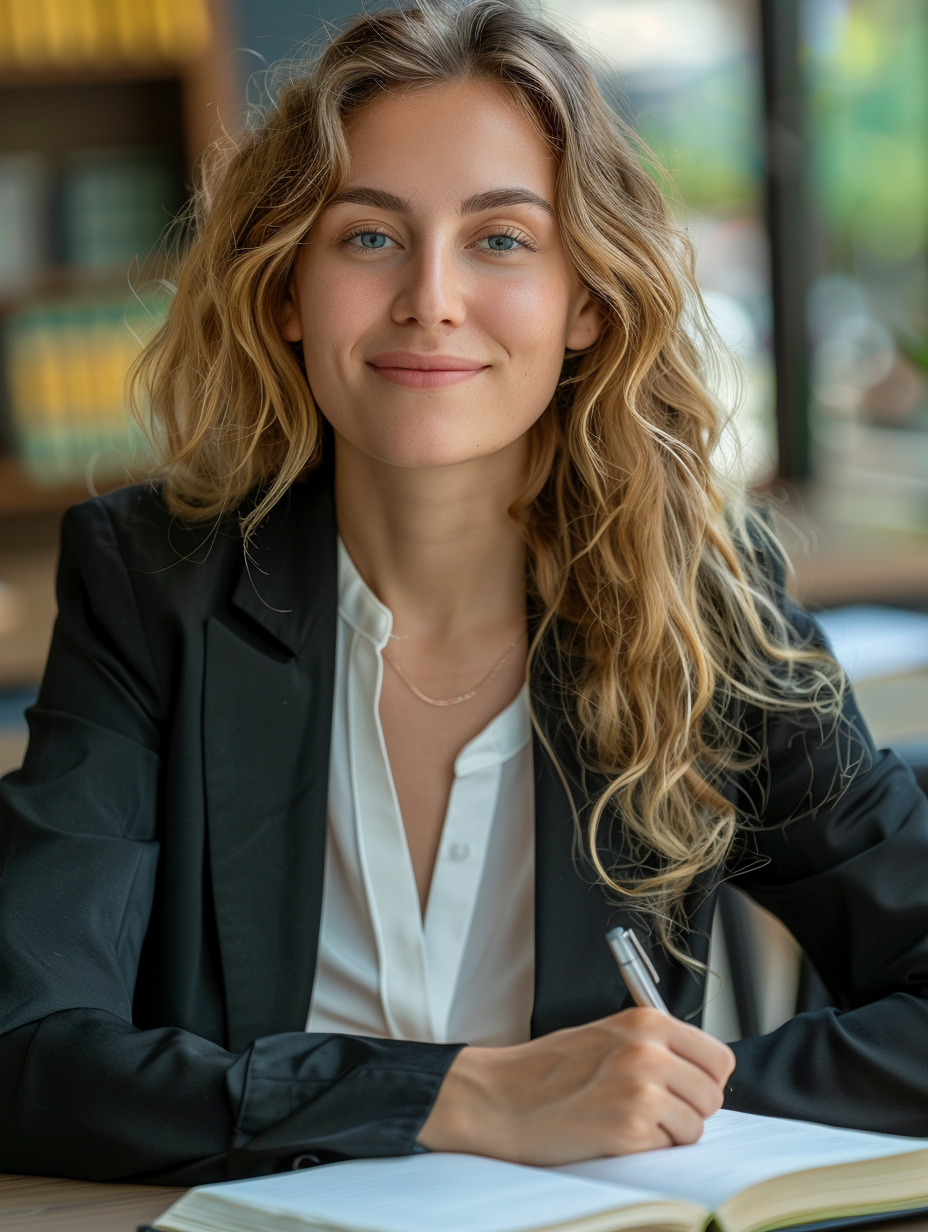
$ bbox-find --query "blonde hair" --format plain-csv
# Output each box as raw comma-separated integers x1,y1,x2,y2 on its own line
131,0,844,958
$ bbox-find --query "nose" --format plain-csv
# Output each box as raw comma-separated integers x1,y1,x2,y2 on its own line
390,235,466,329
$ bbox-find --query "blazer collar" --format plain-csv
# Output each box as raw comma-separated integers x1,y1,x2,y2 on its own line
230,461,338,656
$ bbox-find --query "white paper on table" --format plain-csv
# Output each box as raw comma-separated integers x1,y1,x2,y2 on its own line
813,604,928,683
557,1109,928,1211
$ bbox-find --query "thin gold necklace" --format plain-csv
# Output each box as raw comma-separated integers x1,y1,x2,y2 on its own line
382,630,526,707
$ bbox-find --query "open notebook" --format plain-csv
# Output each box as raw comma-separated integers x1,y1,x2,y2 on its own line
153,1110,928,1232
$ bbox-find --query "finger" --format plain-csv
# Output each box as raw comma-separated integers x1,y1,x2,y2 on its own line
655,1090,710,1147
621,1119,675,1155
663,1053,727,1119
605,1099,676,1156
664,1020,736,1084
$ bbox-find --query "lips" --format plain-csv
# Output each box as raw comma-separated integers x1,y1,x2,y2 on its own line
367,351,489,389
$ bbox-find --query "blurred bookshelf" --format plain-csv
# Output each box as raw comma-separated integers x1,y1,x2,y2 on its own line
0,0,236,714
0,0,236,517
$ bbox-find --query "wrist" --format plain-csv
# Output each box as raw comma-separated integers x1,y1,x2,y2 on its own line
417,1045,498,1152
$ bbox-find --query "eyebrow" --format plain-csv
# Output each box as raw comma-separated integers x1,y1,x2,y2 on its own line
327,185,555,216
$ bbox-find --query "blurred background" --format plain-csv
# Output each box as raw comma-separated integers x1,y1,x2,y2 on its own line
1,0,928,1042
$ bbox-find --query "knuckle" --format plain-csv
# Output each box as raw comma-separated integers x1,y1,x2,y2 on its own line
623,1038,665,1071
624,1007,667,1035
626,1077,661,1109
639,1007,669,1031
620,1113,654,1145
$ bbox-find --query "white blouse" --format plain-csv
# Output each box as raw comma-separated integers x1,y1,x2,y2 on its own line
305,539,535,1046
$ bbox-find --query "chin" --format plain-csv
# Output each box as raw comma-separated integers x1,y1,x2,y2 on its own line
370,435,504,470
353,412,526,471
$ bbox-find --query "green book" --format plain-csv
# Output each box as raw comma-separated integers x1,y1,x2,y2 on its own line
60,147,179,270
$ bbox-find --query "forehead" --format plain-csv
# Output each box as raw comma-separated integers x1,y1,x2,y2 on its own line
341,79,558,205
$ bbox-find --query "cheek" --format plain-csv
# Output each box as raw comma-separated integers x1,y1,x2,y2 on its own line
481,275,572,382
298,266,383,367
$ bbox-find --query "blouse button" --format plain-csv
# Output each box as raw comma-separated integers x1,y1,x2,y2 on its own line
447,841,471,863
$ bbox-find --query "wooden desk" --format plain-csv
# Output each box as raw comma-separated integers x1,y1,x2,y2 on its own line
2,1173,928,1232
0,1173,185,1231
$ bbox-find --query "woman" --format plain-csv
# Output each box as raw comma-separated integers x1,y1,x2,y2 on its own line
2,0,928,1187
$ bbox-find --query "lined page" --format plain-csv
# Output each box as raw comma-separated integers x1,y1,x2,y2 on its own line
162,1153,682,1232
558,1110,928,1211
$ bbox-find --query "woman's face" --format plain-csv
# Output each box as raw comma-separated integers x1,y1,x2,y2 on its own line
282,79,601,470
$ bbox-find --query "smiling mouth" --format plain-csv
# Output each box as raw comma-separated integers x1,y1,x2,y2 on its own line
367,353,490,389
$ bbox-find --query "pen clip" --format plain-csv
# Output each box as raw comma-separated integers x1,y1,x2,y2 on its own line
627,928,661,986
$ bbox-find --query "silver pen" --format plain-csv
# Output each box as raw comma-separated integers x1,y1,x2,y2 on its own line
606,926,669,1013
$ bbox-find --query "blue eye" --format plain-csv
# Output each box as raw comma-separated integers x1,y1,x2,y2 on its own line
484,234,518,251
344,230,395,251
473,230,534,253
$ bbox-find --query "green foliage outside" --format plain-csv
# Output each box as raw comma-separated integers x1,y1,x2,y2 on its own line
622,58,764,218
809,0,928,268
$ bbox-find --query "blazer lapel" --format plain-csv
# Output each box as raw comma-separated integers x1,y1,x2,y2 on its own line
204,471,338,1052
530,726,632,1037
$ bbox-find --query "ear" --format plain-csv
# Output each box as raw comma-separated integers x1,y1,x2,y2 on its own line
281,284,303,343
565,289,603,353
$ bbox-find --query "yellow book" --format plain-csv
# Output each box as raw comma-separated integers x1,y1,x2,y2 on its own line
7,307,70,481
38,0,66,61
153,0,210,59
65,309,97,428
0,0,14,64
101,312,133,430
36,311,68,437
6,0,50,66
112,0,158,60
46,0,98,62
1,0,111,66
5,316,43,433
50,306,84,480
154,1111,928,1232
86,0,122,62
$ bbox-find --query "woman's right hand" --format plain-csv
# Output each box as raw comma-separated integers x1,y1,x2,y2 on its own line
417,1007,735,1165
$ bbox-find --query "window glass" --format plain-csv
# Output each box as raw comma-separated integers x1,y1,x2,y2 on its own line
805,0,928,531
540,0,776,483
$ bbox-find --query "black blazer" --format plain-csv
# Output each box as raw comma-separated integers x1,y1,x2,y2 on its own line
2,467,928,1186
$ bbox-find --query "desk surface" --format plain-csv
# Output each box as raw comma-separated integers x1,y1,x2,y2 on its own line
4,1174,928,1232
0,1173,185,1231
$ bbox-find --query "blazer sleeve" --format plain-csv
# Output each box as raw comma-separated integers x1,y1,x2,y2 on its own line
723,589,928,1134
0,500,460,1185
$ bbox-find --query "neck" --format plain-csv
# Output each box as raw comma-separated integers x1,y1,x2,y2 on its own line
333,431,527,640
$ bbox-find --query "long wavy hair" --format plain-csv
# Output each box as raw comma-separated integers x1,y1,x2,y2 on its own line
130,0,844,958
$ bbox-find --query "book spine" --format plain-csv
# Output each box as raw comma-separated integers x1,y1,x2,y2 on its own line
0,0,210,66
3,297,155,484
5,0,47,66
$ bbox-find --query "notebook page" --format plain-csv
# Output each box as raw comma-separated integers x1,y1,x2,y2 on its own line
557,1110,928,1211
165,1152,683,1232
